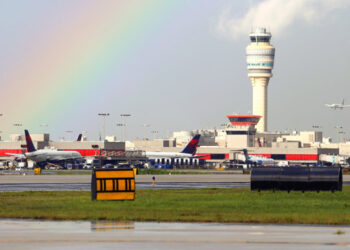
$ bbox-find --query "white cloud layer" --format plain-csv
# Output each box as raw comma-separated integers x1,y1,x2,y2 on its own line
217,0,349,40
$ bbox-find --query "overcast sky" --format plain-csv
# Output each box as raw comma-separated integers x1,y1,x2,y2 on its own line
0,0,349,141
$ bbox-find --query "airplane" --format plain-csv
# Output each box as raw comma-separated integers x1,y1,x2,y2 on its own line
77,134,82,141
242,149,275,166
7,130,82,168
144,134,207,167
145,134,201,158
325,99,350,110
233,149,275,168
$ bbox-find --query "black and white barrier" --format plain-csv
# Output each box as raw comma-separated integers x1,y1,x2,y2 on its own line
251,167,342,192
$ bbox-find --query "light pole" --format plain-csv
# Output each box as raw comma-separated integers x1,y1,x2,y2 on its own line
98,113,110,141
40,123,48,133
151,130,158,140
143,124,150,140
338,131,346,143
82,130,87,141
0,114,3,140
13,123,22,134
65,130,73,141
120,114,131,142
116,123,125,141
312,125,322,129
334,125,343,143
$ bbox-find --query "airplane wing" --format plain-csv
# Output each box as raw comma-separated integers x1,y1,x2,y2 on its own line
193,154,211,158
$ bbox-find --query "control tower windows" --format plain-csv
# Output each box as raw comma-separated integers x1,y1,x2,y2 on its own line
250,37,270,42
227,117,260,124
258,37,269,42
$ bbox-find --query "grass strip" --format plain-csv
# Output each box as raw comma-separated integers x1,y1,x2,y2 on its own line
0,187,350,224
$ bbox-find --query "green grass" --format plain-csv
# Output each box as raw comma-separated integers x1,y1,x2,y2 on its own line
1,187,350,224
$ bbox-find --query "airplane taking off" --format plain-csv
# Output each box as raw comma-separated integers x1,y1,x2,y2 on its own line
7,130,82,168
145,134,201,159
325,99,350,110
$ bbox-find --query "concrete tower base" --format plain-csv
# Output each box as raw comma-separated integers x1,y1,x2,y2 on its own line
251,77,269,132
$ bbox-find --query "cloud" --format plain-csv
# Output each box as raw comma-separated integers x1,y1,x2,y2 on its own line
217,0,349,40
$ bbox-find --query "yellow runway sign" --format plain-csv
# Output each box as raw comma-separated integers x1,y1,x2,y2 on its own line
91,168,135,201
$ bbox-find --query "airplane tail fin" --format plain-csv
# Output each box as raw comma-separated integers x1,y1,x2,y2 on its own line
342,99,345,105
77,134,82,141
24,130,36,152
181,134,200,155
243,149,249,163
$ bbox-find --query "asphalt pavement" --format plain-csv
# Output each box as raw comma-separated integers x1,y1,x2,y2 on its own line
0,174,250,191
1,174,349,191
0,219,349,249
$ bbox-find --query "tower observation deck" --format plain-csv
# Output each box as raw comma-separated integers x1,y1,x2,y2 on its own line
246,27,275,132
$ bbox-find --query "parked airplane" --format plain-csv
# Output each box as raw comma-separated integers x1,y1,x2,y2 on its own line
145,134,200,158
7,130,82,168
325,99,350,110
77,134,82,141
242,149,275,166
144,134,206,166
233,149,275,168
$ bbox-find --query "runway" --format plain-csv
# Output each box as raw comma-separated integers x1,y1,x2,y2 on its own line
0,219,349,249
0,174,250,191
0,174,349,191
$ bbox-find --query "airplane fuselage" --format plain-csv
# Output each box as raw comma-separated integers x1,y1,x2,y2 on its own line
145,151,194,159
25,149,81,163
325,103,350,110
248,156,275,166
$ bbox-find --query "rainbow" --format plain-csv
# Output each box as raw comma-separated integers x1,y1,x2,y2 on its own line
0,1,180,138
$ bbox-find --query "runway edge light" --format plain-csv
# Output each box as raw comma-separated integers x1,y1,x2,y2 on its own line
91,168,135,201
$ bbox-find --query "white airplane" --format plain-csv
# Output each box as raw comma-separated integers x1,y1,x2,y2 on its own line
325,99,350,110
7,130,82,168
145,134,201,159
238,149,275,167
143,134,210,167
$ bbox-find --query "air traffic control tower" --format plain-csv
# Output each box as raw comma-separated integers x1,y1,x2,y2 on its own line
246,27,275,132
